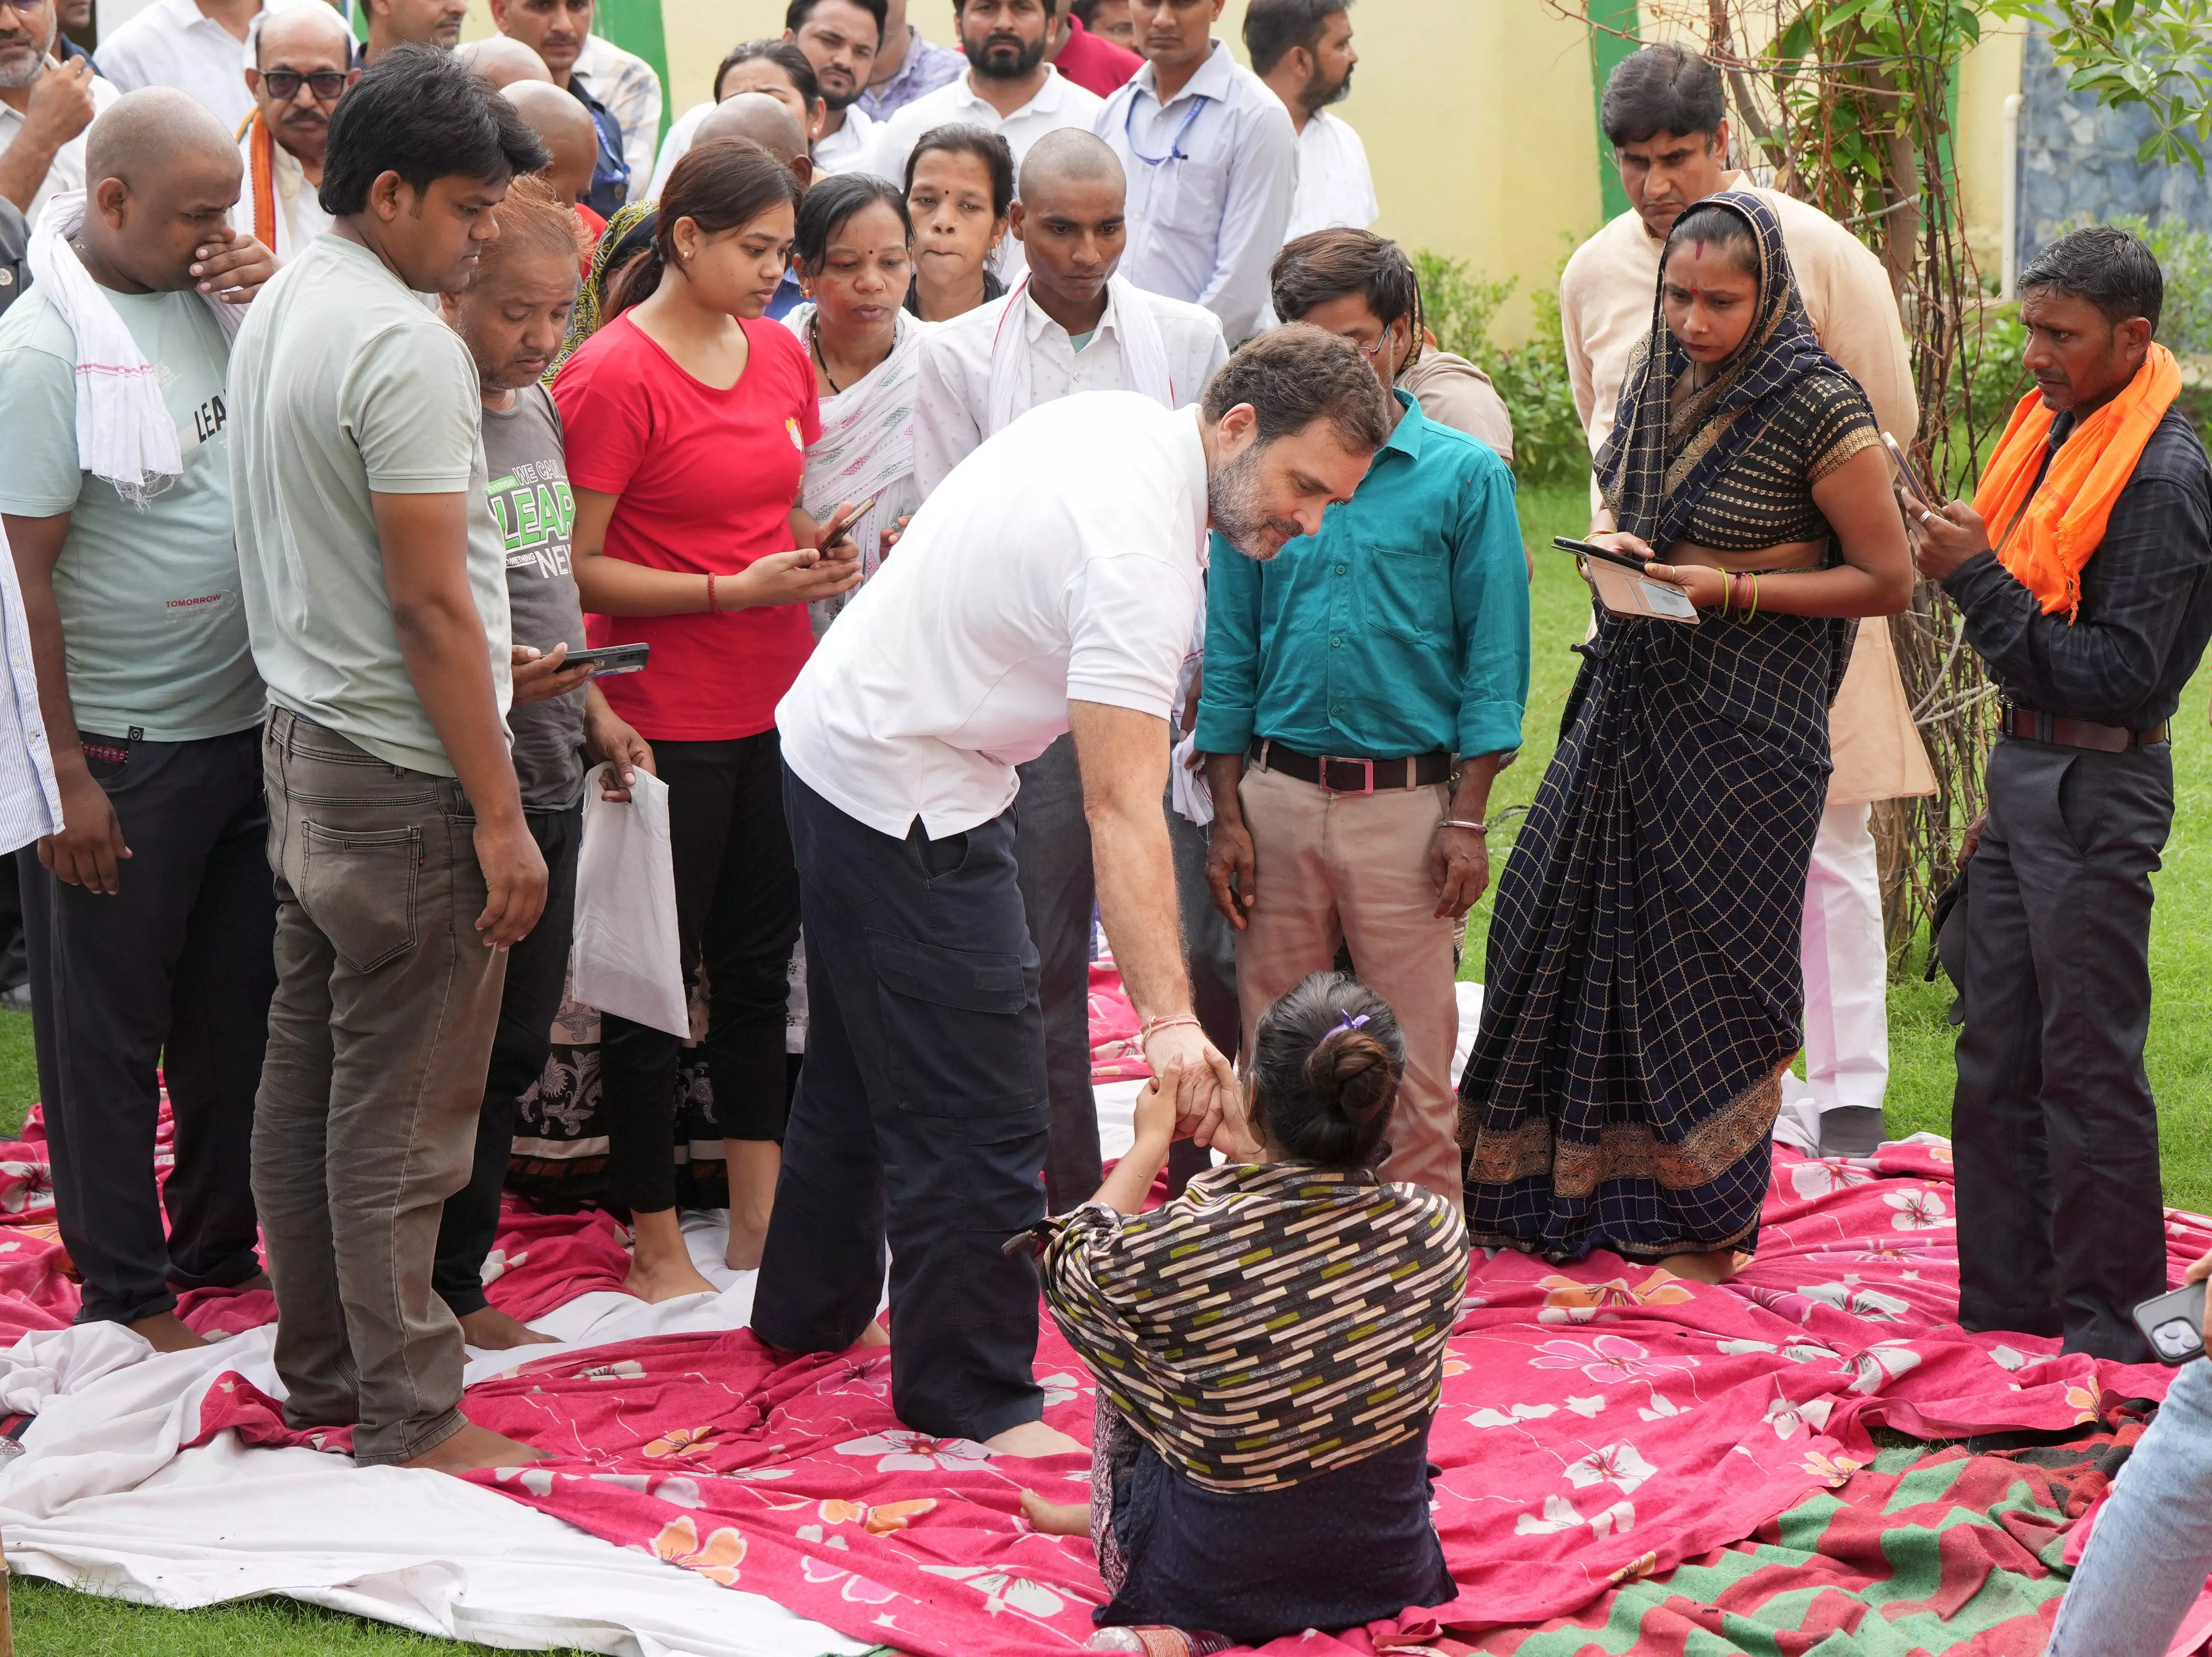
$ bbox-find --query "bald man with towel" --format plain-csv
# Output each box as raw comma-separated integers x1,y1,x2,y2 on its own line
0,88,278,1354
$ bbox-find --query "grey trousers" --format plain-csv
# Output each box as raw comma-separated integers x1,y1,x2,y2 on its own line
1014,734,1101,1212
253,709,509,1466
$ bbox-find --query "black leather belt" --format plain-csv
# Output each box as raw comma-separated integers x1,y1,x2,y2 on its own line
1249,739,1453,793
2001,706,2169,752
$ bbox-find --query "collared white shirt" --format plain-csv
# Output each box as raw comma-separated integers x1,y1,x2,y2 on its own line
777,393,1208,840
1285,108,1377,241
1,73,120,231
1096,40,1294,347
867,64,1104,201
237,124,330,262
812,101,877,175
913,280,1227,497
97,0,311,134
0,519,61,853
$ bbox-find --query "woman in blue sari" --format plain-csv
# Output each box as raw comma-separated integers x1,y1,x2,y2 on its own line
1459,191,1912,1281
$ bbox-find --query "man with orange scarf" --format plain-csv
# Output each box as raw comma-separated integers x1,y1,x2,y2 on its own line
1911,226,2212,1363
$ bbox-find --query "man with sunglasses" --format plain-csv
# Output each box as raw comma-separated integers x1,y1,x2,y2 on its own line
236,3,356,262
1196,228,1529,1208
1094,0,1293,346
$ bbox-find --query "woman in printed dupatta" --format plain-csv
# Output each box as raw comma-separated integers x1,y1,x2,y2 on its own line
782,171,932,635
1459,190,1912,1281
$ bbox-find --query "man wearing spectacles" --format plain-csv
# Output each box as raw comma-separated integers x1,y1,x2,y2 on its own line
1197,229,1530,1207
235,3,356,263
1094,0,1294,346
0,0,111,226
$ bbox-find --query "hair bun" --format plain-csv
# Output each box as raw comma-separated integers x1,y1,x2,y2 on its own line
1303,1028,1394,1124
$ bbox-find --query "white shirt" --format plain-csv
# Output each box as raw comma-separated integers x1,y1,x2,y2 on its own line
574,33,662,184
643,100,708,201
1285,108,1377,241
0,518,61,854
812,101,877,174
237,124,330,262
865,66,1105,284
1096,41,1294,346
913,279,1226,496
777,393,1208,840
1,74,120,232
97,0,309,133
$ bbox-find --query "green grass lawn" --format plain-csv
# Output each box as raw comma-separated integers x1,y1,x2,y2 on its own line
3,479,2208,1651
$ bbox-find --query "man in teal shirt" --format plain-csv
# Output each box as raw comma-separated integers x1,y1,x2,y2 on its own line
1197,229,1529,1205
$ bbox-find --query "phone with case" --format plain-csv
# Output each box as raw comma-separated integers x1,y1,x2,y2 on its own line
2134,1281,2209,1365
1553,537,1701,625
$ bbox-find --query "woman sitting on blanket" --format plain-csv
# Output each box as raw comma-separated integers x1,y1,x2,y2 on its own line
1023,973,1466,1654
1457,189,1913,1284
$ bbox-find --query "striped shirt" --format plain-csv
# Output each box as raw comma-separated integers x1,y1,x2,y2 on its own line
1039,1161,1467,1493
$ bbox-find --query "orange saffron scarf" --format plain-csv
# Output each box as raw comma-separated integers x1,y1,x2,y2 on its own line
1971,342,2181,622
235,110,277,255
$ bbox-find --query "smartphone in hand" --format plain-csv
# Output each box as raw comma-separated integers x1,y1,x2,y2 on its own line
2134,1281,2209,1365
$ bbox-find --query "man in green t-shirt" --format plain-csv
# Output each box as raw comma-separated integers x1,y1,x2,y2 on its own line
230,47,552,1474
0,88,277,1356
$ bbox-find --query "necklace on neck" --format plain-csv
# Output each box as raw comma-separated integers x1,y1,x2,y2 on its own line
810,316,848,395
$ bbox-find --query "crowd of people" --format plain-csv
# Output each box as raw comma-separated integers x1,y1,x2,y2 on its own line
1,0,2211,1647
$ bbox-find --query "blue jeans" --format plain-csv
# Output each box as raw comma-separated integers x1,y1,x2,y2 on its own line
2050,1356,2212,1655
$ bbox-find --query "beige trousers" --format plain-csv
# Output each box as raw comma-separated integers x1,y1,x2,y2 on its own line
1233,764,1463,1205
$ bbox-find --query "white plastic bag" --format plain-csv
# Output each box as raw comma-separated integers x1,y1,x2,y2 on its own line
571,763,688,1037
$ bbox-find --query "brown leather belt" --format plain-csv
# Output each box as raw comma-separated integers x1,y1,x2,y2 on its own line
1249,739,1453,794
2001,706,2169,752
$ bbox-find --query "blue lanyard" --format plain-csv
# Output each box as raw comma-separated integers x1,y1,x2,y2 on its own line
1123,91,1211,166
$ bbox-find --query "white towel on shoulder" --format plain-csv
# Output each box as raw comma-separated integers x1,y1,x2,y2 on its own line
25,191,246,505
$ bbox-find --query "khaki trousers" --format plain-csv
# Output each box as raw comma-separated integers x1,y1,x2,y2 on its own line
253,709,508,1466
1233,764,1462,1204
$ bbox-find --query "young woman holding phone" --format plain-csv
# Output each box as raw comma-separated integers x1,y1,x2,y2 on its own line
555,139,868,1296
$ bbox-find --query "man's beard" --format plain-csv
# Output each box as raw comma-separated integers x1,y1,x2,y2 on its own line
1207,445,1301,561
820,81,859,113
1302,62,1351,114
965,32,1044,81
0,29,51,89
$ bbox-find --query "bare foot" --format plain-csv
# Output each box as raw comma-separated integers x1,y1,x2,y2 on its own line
400,1419,551,1473
625,1207,718,1303
1019,1490,1090,1535
1657,1249,1741,1285
724,1140,781,1272
985,1420,1086,1457
458,1306,558,1349
855,1317,890,1348
129,1311,210,1352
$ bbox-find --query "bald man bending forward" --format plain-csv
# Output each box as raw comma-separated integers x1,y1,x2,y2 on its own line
0,90,278,1353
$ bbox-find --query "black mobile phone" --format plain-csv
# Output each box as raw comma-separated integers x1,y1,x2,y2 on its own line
563,643,651,678
2133,1280,2209,1365
1882,432,1940,509
1553,535,1651,574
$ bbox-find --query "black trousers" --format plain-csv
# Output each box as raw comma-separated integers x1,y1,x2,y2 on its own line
1012,734,1102,1211
433,804,581,1318
754,768,1049,1442
1953,735,2172,1362
17,728,273,1324
601,732,800,1214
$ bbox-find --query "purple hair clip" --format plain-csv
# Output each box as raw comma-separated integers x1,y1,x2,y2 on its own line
1328,1012,1370,1037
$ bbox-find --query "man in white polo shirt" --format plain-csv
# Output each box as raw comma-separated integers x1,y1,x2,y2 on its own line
757,325,1396,1454
95,0,307,133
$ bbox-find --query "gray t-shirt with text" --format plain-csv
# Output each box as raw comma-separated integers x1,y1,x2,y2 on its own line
484,383,588,810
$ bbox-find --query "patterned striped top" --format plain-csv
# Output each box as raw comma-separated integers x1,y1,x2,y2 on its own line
1038,1162,1468,1494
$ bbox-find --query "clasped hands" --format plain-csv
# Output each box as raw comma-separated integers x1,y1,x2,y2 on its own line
1135,1024,1254,1159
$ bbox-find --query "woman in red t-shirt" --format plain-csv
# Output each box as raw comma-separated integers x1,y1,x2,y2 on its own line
557,140,863,1300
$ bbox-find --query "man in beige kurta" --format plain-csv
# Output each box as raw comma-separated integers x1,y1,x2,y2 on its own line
1561,43,1934,1158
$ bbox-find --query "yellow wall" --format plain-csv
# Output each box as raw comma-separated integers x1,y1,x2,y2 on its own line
464,0,2024,337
